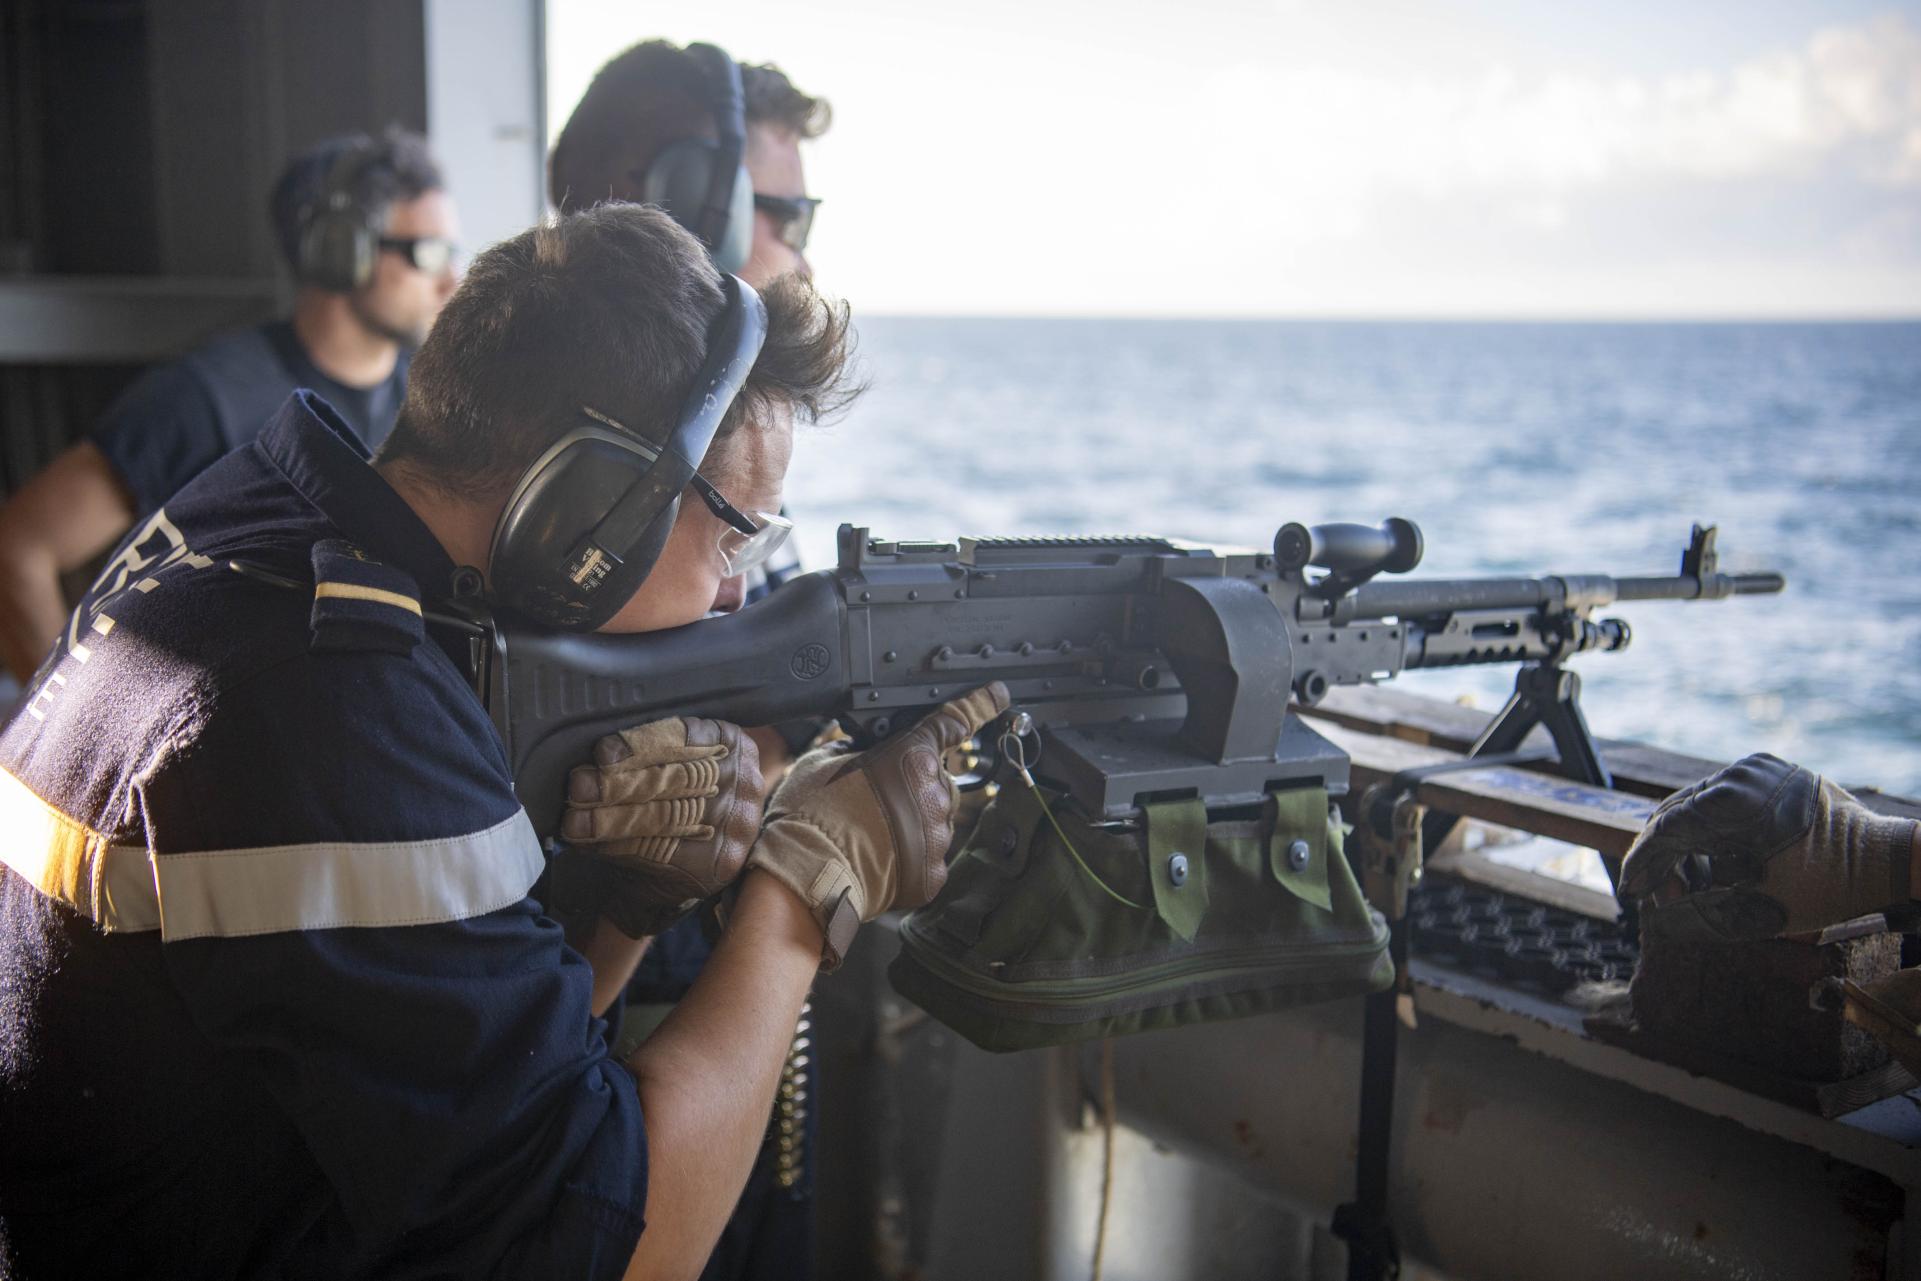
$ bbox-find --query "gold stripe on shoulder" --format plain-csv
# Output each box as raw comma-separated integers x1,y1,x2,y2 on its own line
0,766,157,931
313,581,424,616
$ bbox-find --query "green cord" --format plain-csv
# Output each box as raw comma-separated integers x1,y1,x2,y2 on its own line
1031,784,1148,911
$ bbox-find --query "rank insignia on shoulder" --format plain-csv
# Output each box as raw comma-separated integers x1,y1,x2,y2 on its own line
309,539,424,655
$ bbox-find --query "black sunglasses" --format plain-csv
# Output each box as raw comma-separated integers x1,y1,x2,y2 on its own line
752,194,821,252
378,235,458,276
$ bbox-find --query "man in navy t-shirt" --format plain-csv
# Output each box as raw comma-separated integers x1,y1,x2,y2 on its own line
0,128,459,685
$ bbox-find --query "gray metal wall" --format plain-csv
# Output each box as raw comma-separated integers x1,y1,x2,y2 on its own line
423,0,547,261
0,0,437,497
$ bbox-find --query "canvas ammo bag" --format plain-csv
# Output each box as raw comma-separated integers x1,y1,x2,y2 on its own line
889,781,1394,1052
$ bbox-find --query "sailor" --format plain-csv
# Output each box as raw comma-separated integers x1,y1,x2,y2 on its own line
1620,752,1921,1067
549,39,826,287
550,38,826,616
0,129,461,686
547,42,838,1278
0,203,1003,1279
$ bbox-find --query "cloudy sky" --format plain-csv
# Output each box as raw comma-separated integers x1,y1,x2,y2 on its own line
547,1,1921,318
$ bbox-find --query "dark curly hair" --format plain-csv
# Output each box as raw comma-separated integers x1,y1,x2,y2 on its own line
375,204,859,499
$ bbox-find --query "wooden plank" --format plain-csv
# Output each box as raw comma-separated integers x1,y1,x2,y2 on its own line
1310,685,1717,797
1424,848,1621,921
1309,717,1657,858
1310,685,1921,816
1311,684,1521,749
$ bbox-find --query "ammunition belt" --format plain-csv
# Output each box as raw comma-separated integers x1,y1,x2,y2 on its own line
1410,874,1638,991
768,998,813,1189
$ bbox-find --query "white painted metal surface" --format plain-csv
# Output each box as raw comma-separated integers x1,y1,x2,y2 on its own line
1103,975,1909,1280
423,0,547,257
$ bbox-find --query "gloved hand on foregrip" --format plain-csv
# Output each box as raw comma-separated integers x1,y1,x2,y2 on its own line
1619,753,1920,941
561,717,763,938
747,682,1011,969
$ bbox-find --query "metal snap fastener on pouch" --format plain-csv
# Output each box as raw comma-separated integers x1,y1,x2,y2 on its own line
1167,852,1190,887
1286,839,1312,872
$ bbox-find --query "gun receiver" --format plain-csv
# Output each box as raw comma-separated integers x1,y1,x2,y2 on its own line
479,519,1783,842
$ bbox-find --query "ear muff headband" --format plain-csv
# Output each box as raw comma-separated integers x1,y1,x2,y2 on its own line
638,42,753,274
685,42,747,252
296,141,381,292
486,274,769,631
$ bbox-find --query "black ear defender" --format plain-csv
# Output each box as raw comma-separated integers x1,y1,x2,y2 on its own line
640,42,755,273
296,139,381,292
486,274,768,631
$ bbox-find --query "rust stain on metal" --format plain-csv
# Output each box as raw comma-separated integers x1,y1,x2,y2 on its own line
1420,1076,1487,1136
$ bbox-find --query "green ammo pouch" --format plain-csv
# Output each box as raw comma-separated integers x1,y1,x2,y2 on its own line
888,783,1393,1053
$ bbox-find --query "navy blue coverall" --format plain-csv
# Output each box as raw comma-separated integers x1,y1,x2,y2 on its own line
0,395,647,1280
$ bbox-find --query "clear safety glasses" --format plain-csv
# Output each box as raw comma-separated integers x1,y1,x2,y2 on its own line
687,470,793,578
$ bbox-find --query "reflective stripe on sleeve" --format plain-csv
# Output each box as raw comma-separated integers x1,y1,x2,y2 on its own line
0,764,153,930
152,810,544,939
0,767,545,938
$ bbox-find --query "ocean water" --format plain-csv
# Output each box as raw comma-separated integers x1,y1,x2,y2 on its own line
783,319,1921,796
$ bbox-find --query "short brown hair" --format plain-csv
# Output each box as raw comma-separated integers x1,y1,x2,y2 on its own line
548,40,830,212
375,204,857,498
742,61,831,140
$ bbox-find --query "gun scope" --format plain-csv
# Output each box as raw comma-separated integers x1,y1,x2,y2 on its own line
1274,518,1423,577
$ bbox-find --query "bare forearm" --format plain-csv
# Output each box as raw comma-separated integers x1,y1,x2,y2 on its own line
744,725,792,792
0,544,69,684
578,916,651,1018
621,872,820,1281
0,442,136,683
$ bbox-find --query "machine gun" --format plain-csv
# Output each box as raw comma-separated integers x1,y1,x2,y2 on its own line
466,517,1782,847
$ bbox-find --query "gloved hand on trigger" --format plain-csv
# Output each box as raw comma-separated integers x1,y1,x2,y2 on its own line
560,717,764,938
1619,753,1920,941
747,682,1011,969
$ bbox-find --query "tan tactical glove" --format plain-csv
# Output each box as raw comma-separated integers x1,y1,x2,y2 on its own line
561,717,764,938
747,682,1010,969
1620,753,1920,941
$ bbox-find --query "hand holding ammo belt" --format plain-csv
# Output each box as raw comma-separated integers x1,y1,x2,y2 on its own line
1621,752,1921,941
1619,754,1921,1078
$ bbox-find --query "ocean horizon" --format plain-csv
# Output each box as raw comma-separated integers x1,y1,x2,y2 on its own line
784,317,1921,794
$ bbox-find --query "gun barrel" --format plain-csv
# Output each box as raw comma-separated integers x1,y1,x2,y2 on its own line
1614,572,1786,601
1346,568,1784,619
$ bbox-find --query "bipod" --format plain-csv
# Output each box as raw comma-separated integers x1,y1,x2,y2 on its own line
1420,660,1618,889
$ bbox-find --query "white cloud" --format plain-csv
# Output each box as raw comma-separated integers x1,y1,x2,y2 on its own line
545,1,1921,315
1217,10,1921,213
